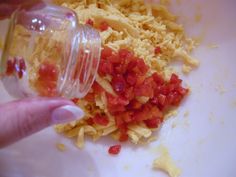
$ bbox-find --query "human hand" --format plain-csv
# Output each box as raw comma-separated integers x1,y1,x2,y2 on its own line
0,0,44,20
144,0,161,4
0,0,84,148
0,97,84,148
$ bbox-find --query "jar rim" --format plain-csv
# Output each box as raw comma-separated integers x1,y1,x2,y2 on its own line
58,24,101,98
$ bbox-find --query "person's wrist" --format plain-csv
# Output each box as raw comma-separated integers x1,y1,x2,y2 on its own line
0,98,84,148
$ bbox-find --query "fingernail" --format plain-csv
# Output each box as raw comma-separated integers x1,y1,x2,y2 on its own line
51,105,84,124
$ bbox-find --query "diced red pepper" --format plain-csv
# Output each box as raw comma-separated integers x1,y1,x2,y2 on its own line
35,80,57,97
71,98,79,104
119,111,134,123
108,54,120,64
108,144,121,155
159,85,169,95
126,72,137,86
167,91,182,106
93,114,109,126
123,115,135,123
127,59,137,71
177,86,188,96
118,124,128,142
150,97,158,105
101,47,113,60
99,21,109,31
86,118,94,125
6,57,26,79
107,93,129,108
119,133,128,142
135,75,146,86
118,48,134,59
35,61,58,96
19,58,26,70
127,99,143,110
134,77,154,98
150,105,163,118
92,81,104,94
154,46,161,55
85,19,94,26
127,59,148,76
170,73,182,84
6,60,15,75
114,64,127,75
132,109,148,122
18,58,26,78
114,116,129,141
136,59,149,74
38,62,58,81
144,117,162,128
84,92,95,102
88,47,189,135
114,115,124,128
18,70,23,78
98,59,113,76
157,94,167,106
107,94,127,106
111,74,126,94
152,73,164,85
123,86,135,100
108,105,126,113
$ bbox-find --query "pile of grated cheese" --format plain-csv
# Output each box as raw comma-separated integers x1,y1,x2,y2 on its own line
56,0,199,77
54,0,199,148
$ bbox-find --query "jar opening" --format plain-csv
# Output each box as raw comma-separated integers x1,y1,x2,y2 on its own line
58,24,101,98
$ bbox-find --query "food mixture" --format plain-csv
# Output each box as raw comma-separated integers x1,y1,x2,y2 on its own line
53,0,199,148
2,0,199,154
4,23,70,97
1,0,199,176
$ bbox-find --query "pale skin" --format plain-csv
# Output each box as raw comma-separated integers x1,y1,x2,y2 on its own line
0,0,84,148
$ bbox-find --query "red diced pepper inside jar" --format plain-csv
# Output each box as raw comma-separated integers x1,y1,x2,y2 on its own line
6,60,15,75
35,61,58,96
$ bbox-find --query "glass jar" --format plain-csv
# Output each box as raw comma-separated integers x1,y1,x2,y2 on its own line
0,3,101,99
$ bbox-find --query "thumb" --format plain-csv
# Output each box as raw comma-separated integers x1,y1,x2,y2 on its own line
0,98,84,148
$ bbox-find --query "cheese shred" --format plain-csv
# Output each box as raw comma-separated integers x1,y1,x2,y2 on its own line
53,0,198,146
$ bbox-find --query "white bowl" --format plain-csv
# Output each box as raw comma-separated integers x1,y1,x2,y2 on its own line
0,0,236,177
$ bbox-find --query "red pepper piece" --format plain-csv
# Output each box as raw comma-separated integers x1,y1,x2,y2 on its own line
144,117,162,128
111,74,126,94
93,114,109,126
6,60,15,75
108,145,121,155
18,58,26,78
154,46,161,54
101,46,113,60
85,19,94,26
71,98,79,104
98,59,113,76
86,118,94,125
99,21,109,31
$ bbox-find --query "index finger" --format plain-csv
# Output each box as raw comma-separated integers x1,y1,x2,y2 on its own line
0,0,44,20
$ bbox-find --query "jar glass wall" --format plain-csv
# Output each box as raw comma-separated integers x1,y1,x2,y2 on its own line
0,4,101,99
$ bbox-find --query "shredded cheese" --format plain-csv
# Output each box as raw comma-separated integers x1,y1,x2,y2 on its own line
53,0,198,146
153,145,181,177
